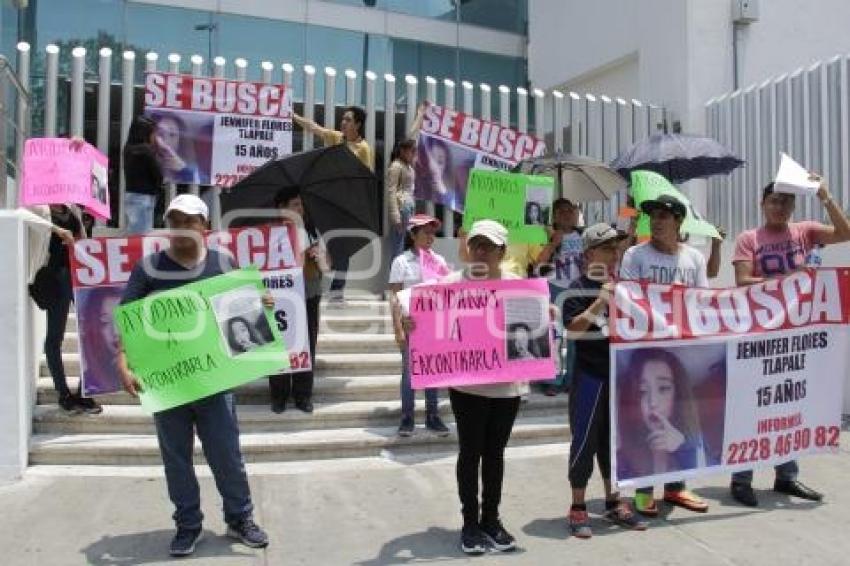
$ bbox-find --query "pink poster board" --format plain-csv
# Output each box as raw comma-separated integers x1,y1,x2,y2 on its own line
20,138,110,220
409,278,555,389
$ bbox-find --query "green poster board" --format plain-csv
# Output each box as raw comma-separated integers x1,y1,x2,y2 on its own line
462,169,554,244
115,267,288,414
630,170,720,239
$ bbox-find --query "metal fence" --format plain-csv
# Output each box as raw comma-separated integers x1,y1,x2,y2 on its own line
8,41,666,231
705,54,850,237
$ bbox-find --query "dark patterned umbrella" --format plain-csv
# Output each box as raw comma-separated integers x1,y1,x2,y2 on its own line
611,133,744,184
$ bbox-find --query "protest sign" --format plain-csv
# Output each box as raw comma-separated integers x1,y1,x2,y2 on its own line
20,138,110,220
115,267,287,413
774,152,820,196
70,224,310,397
462,169,554,245
609,268,849,489
630,170,719,239
414,102,546,212
144,72,292,187
408,278,555,389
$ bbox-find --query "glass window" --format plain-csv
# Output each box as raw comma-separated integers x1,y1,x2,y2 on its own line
125,2,212,79
216,13,305,89
459,0,527,34
384,0,456,21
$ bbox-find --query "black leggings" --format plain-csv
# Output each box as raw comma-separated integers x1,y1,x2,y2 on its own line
449,388,520,526
269,295,320,402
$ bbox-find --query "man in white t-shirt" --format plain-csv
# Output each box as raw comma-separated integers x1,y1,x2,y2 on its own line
619,194,711,517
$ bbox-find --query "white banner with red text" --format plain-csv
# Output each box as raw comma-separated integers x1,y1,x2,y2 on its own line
609,268,849,489
413,102,546,213
69,225,310,397
144,72,292,187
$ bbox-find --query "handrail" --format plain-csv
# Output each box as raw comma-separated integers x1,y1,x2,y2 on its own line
0,55,30,103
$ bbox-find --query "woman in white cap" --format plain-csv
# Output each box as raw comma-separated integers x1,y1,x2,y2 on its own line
388,214,451,437
441,219,526,555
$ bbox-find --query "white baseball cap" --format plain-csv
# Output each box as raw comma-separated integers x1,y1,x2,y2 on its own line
165,194,209,221
467,219,508,247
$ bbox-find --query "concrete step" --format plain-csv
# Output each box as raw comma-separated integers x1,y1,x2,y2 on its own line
40,352,402,378
55,332,398,356
33,395,568,434
29,415,570,465
38,374,415,405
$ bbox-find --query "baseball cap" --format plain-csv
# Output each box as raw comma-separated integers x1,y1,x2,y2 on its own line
467,219,508,247
582,222,627,251
165,194,209,221
639,194,687,219
407,214,441,232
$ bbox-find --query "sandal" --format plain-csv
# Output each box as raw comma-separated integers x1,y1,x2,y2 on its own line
604,500,648,530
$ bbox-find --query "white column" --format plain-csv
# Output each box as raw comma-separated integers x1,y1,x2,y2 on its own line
345,69,357,106
261,60,273,84
210,57,226,230
282,63,294,89
324,66,337,130
303,65,316,150
44,45,59,137
404,74,418,134
425,76,437,104
384,73,396,172
69,47,86,138
499,85,510,127
552,90,565,152
364,71,377,157
480,83,491,121
188,54,204,197
516,86,528,133
15,42,30,184
533,88,545,140
118,50,136,230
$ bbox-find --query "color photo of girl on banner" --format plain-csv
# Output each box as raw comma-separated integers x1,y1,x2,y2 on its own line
615,345,727,484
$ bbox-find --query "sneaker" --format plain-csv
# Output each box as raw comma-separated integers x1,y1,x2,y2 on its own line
731,482,758,507
663,489,709,513
397,415,414,437
58,393,82,414
294,398,314,413
425,414,449,437
480,519,516,552
633,492,659,517
76,396,102,415
543,385,558,397
774,479,823,501
226,518,269,549
169,527,203,557
271,399,286,414
460,524,488,555
568,507,592,539
603,500,648,530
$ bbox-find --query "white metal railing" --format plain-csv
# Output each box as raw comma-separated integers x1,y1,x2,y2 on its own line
12,42,666,230
0,46,31,209
705,54,850,237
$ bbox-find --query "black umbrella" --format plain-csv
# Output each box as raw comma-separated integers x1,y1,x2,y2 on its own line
611,133,744,184
220,144,379,257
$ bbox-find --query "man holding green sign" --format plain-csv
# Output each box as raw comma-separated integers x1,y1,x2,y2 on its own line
116,195,272,557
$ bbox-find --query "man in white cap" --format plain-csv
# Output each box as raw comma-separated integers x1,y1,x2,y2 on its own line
117,194,270,557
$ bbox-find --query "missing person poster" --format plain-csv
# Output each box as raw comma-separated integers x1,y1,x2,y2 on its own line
144,72,293,187
407,278,555,389
114,267,287,413
462,169,554,244
20,138,110,220
414,102,546,213
69,224,310,397
609,269,849,489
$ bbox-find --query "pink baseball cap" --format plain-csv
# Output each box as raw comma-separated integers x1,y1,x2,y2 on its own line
407,214,441,232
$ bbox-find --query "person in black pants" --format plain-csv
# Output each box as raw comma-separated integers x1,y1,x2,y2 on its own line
40,205,102,414
268,191,331,414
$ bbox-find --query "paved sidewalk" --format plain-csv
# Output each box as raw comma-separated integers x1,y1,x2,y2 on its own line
2,440,849,565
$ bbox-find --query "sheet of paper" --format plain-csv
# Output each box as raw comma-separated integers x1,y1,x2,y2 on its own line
774,152,820,196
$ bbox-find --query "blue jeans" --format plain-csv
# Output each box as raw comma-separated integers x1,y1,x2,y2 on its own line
732,461,799,485
154,392,254,529
125,192,156,235
401,344,438,420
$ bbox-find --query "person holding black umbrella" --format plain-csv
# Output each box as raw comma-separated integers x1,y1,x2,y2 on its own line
293,106,374,303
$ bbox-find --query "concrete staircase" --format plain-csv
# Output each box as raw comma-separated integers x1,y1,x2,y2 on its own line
31,295,570,466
